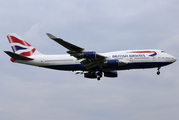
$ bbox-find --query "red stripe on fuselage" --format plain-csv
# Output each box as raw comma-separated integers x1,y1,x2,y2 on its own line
131,51,156,53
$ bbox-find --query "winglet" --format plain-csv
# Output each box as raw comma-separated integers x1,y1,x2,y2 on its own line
46,33,57,40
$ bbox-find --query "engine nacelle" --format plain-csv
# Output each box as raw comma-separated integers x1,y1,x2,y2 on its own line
84,72,97,79
83,51,96,58
104,71,118,78
105,59,119,66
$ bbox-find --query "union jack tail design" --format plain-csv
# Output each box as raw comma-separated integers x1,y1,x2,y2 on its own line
7,33,42,56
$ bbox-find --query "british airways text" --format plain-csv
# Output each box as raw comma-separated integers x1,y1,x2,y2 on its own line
112,54,145,58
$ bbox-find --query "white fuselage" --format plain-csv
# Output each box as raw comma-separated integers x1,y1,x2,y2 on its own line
14,49,176,72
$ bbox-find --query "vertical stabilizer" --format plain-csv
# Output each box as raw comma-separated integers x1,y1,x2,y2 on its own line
7,33,42,56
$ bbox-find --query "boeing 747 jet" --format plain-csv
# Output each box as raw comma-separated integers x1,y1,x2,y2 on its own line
4,33,176,80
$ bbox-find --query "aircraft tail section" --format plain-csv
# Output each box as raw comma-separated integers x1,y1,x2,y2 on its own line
6,33,42,56
5,33,42,62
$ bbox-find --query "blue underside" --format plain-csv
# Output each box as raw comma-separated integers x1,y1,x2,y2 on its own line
42,62,172,71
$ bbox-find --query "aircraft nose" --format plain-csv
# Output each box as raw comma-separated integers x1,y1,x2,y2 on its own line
171,56,177,63
173,57,177,62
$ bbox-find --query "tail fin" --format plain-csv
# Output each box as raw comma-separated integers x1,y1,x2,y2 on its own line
7,33,42,56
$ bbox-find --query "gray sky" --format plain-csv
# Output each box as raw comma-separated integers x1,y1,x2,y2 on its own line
1,0,179,120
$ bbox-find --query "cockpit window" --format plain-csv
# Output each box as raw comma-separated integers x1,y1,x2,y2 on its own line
161,51,165,53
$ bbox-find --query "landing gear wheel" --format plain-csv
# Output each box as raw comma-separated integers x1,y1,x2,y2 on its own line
157,67,161,75
96,71,102,81
97,77,100,81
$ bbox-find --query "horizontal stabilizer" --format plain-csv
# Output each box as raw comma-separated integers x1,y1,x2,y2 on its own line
4,51,34,60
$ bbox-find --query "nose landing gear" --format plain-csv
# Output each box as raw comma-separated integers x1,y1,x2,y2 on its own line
157,67,161,75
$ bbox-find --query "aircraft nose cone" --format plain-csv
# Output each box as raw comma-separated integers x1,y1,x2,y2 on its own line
173,57,177,62
171,56,177,63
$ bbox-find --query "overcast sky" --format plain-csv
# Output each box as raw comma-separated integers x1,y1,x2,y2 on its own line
0,0,179,120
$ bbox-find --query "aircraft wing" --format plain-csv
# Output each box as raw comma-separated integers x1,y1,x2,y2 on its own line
46,33,84,52
46,33,107,70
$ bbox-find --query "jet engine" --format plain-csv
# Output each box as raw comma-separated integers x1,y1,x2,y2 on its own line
105,59,119,66
104,71,118,77
84,72,97,78
104,59,127,66
82,51,96,58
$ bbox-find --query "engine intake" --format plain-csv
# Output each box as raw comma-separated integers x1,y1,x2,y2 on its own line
83,51,96,58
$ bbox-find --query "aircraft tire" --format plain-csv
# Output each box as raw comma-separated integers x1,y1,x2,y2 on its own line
157,71,160,75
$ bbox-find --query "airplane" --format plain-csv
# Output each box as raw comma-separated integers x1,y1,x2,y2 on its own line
4,33,177,80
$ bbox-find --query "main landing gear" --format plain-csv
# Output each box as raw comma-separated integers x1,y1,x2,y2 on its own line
97,71,102,81
157,67,161,75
